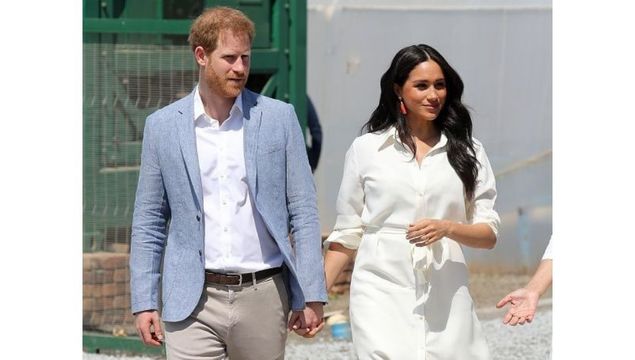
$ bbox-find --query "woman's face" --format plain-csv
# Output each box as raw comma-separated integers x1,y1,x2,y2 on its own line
397,60,447,122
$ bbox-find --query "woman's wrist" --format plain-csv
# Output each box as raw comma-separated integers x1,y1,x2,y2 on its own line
444,220,456,237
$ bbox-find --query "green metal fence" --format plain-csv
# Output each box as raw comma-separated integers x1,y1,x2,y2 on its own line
83,0,307,252
83,1,307,351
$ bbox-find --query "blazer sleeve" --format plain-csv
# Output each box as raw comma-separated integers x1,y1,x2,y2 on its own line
467,140,500,237
129,116,171,314
323,140,364,250
283,104,328,305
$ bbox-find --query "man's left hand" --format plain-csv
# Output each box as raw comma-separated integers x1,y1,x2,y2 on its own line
287,302,325,338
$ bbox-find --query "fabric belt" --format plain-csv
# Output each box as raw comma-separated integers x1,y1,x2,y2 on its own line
204,267,282,286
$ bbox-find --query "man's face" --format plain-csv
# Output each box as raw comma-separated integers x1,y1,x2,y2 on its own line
201,30,251,98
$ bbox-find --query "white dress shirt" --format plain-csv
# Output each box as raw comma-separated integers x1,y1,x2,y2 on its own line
325,127,500,249
324,127,499,359
194,86,283,272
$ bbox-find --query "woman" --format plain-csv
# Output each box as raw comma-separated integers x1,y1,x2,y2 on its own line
324,44,500,359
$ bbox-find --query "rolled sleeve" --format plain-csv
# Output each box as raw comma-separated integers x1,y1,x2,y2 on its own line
468,141,501,237
324,224,363,250
324,142,365,250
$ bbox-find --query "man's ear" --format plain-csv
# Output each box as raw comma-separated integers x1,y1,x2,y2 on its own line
194,46,207,67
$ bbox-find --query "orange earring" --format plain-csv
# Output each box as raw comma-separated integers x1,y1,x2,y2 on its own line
399,97,407,115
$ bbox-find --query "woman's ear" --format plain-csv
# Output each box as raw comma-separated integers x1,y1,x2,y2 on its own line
393,84,402,98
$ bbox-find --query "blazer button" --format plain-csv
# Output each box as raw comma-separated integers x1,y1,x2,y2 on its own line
196,215,201,221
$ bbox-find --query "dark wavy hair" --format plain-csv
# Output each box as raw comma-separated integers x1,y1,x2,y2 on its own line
362,44,479,199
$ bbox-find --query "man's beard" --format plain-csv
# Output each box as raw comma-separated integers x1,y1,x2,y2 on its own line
206,68,247,98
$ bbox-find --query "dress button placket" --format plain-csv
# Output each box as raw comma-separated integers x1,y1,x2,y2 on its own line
415,157,428,359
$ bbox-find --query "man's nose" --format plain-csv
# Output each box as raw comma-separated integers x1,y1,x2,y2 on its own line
232,58,248,74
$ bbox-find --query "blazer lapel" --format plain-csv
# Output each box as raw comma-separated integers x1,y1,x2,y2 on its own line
175,90,203,210
242,90,262,198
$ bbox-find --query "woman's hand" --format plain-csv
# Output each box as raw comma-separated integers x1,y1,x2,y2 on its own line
406,219,453,247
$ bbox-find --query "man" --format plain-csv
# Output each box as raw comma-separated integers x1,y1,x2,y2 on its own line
130,7,327,359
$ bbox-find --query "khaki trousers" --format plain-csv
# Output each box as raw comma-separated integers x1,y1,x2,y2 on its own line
164,273,290,360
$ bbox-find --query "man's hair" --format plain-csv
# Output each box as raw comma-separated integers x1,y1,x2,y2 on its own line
188,6,255,54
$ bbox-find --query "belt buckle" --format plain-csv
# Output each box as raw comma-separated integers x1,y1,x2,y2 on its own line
226,272,243,287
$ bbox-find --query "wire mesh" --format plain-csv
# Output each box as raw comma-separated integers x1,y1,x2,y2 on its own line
84,40,197,253
83,38,197,334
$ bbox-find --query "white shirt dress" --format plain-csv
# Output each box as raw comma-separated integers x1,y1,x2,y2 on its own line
325,127,500,359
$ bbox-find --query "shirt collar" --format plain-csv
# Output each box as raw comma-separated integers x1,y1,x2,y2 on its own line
193,84,244,123
378,125,448,153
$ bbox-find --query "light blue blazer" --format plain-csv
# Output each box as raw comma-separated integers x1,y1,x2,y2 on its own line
130,88,328,322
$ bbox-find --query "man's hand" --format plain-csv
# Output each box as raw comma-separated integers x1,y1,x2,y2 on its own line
496,288,540,326
287,302,325,338
134,310,164,346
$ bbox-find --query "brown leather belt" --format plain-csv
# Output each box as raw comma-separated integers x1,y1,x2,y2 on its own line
204,267,282,286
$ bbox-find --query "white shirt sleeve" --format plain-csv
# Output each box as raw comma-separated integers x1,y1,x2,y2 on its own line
541,235,553,260
467,141,501,237
324,141,364,250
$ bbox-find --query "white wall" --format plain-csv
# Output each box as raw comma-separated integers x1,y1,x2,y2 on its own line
307,0,552,270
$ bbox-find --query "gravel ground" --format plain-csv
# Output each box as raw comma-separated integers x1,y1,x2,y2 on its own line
84,273,552,360
283,304,552,360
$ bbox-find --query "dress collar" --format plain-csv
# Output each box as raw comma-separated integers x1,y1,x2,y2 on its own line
377,126,448,154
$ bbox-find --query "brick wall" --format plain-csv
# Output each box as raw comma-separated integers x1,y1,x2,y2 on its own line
83,253,135,334
83,248,355,334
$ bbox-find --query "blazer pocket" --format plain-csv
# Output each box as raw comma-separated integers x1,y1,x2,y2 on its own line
259,141,285,154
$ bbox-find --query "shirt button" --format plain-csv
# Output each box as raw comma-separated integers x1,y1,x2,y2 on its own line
223,227,228,232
